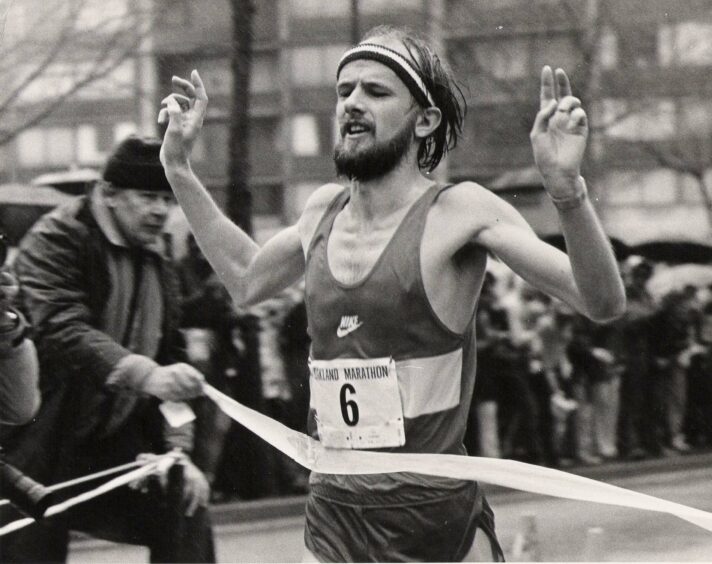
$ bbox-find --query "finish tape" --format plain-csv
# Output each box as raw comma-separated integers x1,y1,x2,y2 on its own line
205,385,712,533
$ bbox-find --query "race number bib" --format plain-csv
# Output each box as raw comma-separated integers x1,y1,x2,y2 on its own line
309,357,405,449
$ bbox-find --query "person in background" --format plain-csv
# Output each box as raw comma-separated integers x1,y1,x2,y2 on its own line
650,290,695,455
0,232,39,426
686,284,712,448
469,271,505,459
0,230,53,521
568,314,617,464
611,256,656,460
0,136,214,563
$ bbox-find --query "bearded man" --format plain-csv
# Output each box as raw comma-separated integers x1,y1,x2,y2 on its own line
158,25,625,563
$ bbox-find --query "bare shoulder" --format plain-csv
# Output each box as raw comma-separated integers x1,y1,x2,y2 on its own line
429,181,526,247
297,182,346,252
435,180,511,216
302,182,345,216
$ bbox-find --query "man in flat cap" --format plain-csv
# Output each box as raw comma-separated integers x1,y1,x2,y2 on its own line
0,136,215,562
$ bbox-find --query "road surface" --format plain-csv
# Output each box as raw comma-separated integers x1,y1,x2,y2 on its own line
69,465,712,562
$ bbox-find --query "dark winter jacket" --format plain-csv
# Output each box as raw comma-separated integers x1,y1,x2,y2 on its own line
2,194,188,482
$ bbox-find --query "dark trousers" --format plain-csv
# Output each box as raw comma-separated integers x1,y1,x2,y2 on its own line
0,482,215,563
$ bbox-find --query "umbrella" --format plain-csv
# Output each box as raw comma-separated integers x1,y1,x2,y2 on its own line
647,264,712,298
629,240,712,265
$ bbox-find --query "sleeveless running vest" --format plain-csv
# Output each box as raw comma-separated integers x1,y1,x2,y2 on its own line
304,183,478,500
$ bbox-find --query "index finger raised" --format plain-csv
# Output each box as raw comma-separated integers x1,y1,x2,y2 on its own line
540,65,556,109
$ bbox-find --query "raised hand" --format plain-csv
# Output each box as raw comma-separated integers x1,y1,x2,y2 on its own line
530,66,588,197
158,70,208,168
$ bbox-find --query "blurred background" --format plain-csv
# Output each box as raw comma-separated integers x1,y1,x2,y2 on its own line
1,0,712,506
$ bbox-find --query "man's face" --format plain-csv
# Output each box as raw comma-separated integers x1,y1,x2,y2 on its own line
107,188,175,247
333,43,420,181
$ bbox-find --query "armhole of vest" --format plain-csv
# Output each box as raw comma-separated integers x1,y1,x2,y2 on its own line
418,181,477,341
305,189,348,263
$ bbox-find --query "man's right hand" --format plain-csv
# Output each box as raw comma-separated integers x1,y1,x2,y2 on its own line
158,69,208,168
142,363,205,401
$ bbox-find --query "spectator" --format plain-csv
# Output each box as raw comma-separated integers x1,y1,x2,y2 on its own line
0,232,39,426
610,256,656,460
686,284,712,447
536,300,577,466
0,136,215,562
650,290,694,454
498,280,545,464
469,272,505,458
568,315,617,464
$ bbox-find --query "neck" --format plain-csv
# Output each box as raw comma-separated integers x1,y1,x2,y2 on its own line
346,161,432,223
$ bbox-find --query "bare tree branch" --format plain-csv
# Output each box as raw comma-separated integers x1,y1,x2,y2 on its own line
0,2,157,147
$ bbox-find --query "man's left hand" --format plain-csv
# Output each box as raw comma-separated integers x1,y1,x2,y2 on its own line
181,456,210,517
133,452,210,516
530,66,588,198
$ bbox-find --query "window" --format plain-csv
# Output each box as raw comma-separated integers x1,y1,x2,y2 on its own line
531,36,580,73
253,183,284,216
77,125,105,165
680,174,705,204
288,0,349,18
198,59,232,97
75,0,128,32
600,98,676,141
475,39,528,79
640,169,678,205
17,127,74,166
617,25,658,68
604,169,680,206
251,54,279,94
679,98,712,137
77,60,135,100
660,22,712,66
361,0,421,13
290,44,348,86
291,114,320,156
3,1,27,44
114,123,138,144
17,129,45,167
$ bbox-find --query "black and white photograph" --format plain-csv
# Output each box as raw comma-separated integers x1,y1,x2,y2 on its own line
1,1,712,562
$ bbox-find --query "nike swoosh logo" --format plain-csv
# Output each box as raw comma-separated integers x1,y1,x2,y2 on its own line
336,322,363,338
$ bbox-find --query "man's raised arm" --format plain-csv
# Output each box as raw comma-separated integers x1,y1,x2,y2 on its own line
158,70,304,307
475,66,625,322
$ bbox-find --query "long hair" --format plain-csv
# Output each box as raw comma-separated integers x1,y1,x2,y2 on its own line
361,25,467,173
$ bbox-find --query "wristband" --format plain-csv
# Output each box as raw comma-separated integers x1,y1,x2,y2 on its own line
549,177,588,210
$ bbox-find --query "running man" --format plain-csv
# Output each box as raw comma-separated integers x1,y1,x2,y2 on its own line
159,25,625,563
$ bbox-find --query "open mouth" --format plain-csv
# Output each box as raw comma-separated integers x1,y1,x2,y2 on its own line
342,121,372,138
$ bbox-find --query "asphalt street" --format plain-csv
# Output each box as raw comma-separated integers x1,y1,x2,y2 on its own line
68,453,712,562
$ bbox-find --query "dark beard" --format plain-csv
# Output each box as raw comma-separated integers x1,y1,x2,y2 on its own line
333,116,416,182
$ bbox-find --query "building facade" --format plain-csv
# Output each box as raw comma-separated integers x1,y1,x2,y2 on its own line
2,0,711,244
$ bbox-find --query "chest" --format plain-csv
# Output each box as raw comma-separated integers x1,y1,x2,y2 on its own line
326,213,405,286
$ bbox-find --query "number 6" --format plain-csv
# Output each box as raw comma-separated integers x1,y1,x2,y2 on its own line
340,383,359,426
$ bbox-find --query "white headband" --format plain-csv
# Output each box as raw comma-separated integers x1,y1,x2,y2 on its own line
336,43,435,107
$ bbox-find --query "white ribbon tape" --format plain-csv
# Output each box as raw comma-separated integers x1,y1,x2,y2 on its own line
0,455,177,537
204,385,712,534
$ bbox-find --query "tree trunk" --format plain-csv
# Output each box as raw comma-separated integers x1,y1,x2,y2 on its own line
227,0,255,235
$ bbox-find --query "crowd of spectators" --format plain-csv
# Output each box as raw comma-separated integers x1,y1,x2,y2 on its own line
177,237,712,501
466,258,712,469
